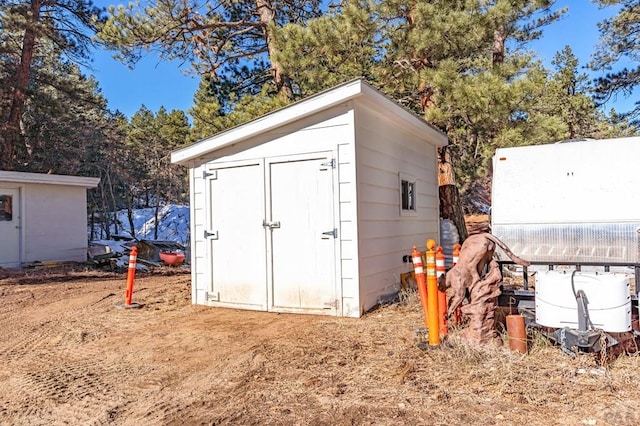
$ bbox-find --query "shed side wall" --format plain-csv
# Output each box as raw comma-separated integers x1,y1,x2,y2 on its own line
353,102,440,313
23,183,89,262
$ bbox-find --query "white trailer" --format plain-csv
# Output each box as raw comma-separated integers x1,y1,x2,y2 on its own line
491,137,640,265
491,137,640,354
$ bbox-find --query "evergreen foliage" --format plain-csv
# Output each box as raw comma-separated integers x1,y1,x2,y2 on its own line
0,0,104,170
590,0,640,120
98,0,324,102
2,0,639,226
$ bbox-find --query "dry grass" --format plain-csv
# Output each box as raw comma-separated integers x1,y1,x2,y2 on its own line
368,287,640,425
1,270,640,425
0,262,187,284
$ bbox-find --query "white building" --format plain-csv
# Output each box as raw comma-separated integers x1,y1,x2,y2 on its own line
172,79,447,317
0,171,99,268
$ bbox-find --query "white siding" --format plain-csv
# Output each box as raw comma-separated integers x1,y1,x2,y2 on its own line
337,133,359,317
190,165,208,305
353,102,440,313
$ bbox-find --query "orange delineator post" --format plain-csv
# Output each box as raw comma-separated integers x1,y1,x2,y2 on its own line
425,240,440,346
452,243,461,266
124,246,138,306
452,243,462,325
436,246,448,336
411,246,430,329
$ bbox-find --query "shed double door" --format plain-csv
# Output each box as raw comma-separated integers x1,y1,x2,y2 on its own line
205,152,338,314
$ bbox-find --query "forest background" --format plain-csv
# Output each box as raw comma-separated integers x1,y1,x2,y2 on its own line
1,0,640,240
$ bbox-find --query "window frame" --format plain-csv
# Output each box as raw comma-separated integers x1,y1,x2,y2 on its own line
399,173,417,216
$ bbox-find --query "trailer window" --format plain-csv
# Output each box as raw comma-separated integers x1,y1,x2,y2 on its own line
0,195,12,221
399,174,416,215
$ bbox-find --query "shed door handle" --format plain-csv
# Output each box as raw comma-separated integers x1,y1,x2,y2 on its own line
262,220,280,229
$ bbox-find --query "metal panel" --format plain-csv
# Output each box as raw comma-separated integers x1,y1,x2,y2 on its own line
18,183,88,263
493,222,640,263
492,138,640,224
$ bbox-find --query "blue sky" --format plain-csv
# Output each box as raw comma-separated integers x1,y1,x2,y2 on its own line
89,1,636,118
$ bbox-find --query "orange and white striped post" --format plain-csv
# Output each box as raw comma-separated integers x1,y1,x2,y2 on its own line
452,243,461,266
436,246,448,336
124,246,138,306
425,240,440,346
452,243,462,325
411,245,430,329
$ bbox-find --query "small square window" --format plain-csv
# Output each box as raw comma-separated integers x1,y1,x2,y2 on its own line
399,173,417,215
401,180,415,210
0,195,12,221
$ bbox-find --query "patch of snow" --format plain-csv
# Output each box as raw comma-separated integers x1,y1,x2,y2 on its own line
90,204,190,245
88,204,190,269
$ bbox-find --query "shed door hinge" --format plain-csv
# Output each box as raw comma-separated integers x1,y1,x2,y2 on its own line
324,299,339,310
205,291,220,301
320,158,336,170
204,230,218,239
321,228,338,239
203,170,217,179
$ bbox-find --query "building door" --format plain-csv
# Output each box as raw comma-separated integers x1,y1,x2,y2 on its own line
0,188,20,267
205,161,268,310
266,153,338,314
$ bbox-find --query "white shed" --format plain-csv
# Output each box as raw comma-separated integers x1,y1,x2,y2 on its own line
172,79,448,317
0,171,100,268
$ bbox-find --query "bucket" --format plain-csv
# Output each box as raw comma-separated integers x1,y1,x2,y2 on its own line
159,251,186,266
506,314,527,354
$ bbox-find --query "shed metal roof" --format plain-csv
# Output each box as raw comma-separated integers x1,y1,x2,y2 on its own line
0,171,100,188
171,78,447,165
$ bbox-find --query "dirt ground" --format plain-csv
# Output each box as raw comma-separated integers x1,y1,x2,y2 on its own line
1,266,640,425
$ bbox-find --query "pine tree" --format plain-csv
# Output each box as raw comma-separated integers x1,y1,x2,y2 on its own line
189,75,290,141
189,77,226,142
590,0,640,119
86,111,129,240
273,0,380,96
0,0,104,170
98,0,323,105
156,107,190,206
371,1,567,223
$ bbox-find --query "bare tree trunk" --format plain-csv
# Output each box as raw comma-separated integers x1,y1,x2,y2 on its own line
153,177,161,240
105,170,119,236
438,147,468,242
123,190,135,238
1,0,42,169
255,0,293,100
99,182,112,239
89,200,96,241
492,28,505,66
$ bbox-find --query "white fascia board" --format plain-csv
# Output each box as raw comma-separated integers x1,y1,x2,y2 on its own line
0,171,100,188
171,79,366,165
